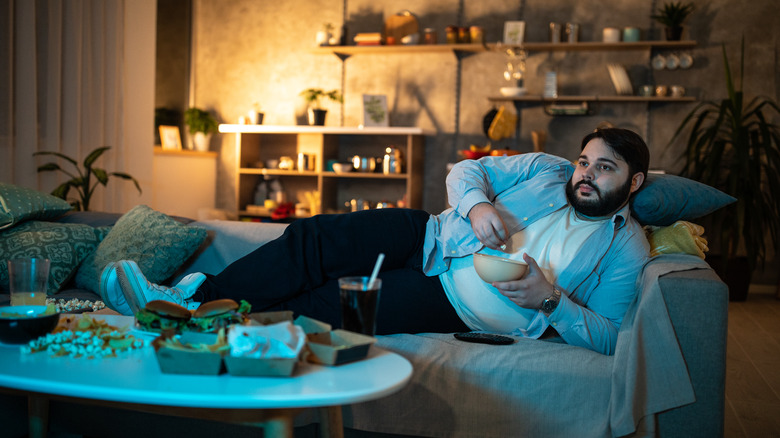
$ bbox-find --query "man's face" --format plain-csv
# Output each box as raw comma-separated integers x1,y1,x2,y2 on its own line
566,138,644,218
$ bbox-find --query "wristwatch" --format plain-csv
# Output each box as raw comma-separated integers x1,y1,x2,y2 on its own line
541,286,561,316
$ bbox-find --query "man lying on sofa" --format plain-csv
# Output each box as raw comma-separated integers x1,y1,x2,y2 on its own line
101,127,650,355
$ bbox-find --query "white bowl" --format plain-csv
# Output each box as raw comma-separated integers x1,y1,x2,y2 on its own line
499,87,527,97
473,253,528,283
332,162,353,173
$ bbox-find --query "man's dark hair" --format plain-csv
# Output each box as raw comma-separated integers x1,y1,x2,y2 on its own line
580,128,650,178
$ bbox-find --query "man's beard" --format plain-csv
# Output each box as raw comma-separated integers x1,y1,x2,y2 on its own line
565,177,633,217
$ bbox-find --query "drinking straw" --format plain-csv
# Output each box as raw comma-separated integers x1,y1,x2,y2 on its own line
368,253,385,289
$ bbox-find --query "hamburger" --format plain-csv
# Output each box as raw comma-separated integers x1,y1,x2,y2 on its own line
135,300,192,333
187,299,251,333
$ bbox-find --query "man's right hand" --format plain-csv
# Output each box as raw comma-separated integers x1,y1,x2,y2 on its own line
468,203,509,250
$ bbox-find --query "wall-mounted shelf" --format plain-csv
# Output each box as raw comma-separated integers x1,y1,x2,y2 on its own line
312,41,697,56
488,95,697,103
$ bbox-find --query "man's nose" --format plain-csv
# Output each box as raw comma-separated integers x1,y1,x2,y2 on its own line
582,168,595,180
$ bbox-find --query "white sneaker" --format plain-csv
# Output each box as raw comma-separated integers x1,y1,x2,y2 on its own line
99,262,133,315
114,260,206,315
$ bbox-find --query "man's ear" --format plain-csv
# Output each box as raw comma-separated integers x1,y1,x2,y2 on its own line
630,172,645,194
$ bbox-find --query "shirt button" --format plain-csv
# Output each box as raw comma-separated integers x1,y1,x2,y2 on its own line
551,322,557,326
451,250,456,254
548,203,554,207
523,217,528,221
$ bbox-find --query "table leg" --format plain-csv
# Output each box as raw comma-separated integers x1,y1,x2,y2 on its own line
262,415,293,438
28,395,49,438
319,406,344,438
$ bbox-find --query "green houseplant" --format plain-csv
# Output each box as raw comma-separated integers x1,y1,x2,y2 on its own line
34,146,142,211
184,107,219,151
670,38,780,299
651,2,695,40
300,88,342,126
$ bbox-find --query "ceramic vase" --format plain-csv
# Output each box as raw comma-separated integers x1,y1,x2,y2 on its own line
192,132,212,152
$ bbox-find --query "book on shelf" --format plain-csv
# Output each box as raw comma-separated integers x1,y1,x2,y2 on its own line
353,32,383,45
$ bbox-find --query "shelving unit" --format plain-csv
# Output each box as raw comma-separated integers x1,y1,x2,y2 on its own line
219,125,425,220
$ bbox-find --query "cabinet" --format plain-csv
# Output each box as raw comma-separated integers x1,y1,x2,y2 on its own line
152,149,216,219
219,125,425,219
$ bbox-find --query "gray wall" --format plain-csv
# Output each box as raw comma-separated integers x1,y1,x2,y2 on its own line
187,0,779,280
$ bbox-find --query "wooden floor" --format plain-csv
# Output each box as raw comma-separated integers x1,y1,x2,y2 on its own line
724,286,780,437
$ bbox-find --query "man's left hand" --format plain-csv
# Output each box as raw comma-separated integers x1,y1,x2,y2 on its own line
493,253,552,309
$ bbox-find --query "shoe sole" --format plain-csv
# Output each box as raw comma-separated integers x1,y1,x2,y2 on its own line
99,262,131,315
116,262,148,315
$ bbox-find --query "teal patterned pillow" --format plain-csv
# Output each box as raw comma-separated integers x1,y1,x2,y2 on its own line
0,221,107,293
0,183,73,230
75,205,207,294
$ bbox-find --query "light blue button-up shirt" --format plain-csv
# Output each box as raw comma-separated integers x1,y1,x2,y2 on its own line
422,153,650,354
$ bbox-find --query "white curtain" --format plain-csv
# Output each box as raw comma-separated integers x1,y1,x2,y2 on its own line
0,0,155,213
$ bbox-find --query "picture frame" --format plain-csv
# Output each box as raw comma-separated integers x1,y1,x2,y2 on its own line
362,94,389,127
159,125,182,150
503,21,526,45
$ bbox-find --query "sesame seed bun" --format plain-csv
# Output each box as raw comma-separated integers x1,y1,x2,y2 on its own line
145,300,192,320
192,299,239,318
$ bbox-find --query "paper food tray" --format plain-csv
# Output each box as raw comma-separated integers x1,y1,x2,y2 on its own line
152,332,226,375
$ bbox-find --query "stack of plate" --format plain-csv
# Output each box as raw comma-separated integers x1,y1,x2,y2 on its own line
606,64,633,95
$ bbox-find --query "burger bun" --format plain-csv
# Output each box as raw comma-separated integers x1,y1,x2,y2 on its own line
193,299,239,318
145,300,192,320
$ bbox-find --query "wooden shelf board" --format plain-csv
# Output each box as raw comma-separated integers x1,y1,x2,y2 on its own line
488,95,697,103
311,41,696,56
220,125,427,135
153,148,217,158
322,172,408,179
239,168,318,176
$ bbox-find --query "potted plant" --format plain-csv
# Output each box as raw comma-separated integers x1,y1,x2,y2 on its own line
651,1,695,41
184,107,219,151
33,146,142,211
300,88,342,126
669,38,780,300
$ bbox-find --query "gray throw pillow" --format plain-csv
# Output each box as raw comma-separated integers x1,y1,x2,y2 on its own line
74,205,207,294
630,173,737,226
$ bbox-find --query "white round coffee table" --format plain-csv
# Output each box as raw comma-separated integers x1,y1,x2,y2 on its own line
0,314,412,438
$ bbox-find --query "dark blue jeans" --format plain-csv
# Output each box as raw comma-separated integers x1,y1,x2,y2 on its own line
195,209,468,335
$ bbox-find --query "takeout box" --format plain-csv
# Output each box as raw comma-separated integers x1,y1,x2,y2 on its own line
224,355,297,377
224,321,305,377
152,332,226,375
294,316,377,366
249,310,294,325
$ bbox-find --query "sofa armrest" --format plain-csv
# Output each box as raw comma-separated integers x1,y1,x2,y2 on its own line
170,221,288,283
656,267,728,437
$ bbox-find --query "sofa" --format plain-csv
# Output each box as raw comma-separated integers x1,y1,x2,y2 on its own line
1,213,728,438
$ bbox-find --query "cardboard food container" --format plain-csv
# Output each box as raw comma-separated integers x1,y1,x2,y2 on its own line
224,322,305,377
152,332,227,375
224,355,298,377
249,311,294,325
294,316,377,366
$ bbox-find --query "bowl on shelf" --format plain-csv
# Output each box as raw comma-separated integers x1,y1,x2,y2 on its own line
332,162,353,174
473,253,528,283
0,305,60,344
499,87,527,97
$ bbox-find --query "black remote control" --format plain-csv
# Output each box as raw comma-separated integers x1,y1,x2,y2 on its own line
454,332,515,345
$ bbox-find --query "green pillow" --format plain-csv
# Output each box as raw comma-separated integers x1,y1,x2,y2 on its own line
75,205,207,294
0,183,73,230
0,221,107,293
